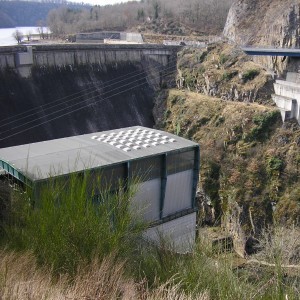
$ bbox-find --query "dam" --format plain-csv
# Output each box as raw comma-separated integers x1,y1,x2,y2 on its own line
0,44,180,148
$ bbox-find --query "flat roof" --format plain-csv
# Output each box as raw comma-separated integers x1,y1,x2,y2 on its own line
0,126,198,183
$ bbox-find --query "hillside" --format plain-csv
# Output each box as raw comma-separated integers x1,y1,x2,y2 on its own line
152,40,300,232
175,43,274,104
159,89,300,230
46,0,233,36
0,1,90,28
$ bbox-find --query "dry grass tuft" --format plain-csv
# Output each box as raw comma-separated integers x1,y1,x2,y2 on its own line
0,249,210,300
0,249,65,300
144,281,209,300
66,256,137,300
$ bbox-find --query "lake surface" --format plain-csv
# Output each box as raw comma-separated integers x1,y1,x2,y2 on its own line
0,27,49,46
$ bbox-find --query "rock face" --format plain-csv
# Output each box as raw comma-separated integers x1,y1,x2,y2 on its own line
223,0,300,72
175,44,274,106
224,0,300,47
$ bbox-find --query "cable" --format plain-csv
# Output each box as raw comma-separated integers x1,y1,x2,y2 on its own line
0,59,167,125
0,67,176,141
0,55,178,127
0,69,175,141
0,62,176,136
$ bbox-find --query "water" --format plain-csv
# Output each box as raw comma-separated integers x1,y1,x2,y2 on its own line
0,27,49,46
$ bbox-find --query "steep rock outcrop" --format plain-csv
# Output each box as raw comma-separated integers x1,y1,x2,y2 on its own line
224,0,300,47
223,0,300,72
175,43,274,105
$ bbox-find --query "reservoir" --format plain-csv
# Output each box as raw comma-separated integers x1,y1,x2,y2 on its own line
0,27,49,46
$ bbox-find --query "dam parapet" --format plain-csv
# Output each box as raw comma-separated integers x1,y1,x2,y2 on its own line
0,44,181,79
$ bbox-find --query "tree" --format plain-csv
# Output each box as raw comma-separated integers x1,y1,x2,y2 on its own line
137,8,145,21
12,30,23,44
37,20,46,39
25,30,32,42
152,0,160,19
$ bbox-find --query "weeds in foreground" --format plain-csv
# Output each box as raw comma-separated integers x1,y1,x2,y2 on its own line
0,249,209,300
1,177,300,299
2,173,145,275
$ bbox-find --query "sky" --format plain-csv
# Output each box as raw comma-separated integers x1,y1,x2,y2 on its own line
72,0,137,5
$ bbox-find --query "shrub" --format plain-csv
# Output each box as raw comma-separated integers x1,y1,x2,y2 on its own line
219,53,229,65
241,69,260,82
222,70,238,81
267,156,284,177
244,111,281,142
4,173,145,275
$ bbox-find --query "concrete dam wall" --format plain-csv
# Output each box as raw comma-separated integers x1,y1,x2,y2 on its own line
0,44,179,148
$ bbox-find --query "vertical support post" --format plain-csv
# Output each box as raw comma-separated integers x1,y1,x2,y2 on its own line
160,153,167,220
192,145,200,209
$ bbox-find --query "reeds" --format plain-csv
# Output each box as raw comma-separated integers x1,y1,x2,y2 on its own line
3,172,145,275
0,249,209,300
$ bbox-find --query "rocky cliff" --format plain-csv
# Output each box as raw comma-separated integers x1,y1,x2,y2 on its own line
223,0,300,73
224,0,300,47
173,43,274,109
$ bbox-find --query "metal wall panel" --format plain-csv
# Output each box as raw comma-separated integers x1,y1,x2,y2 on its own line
129,156,161,182
167,150,194,174
130,179,161,222
163,169,193,217
143,212,196,253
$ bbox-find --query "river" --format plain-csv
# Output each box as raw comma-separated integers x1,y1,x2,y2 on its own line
0,27,49,46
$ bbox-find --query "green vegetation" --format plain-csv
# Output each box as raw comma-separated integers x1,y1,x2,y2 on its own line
266,156,284,177
242,69,260,82
219,53,229,65
1,163,300,298
245,111,281,142
2,173,144,275
162,89,300,228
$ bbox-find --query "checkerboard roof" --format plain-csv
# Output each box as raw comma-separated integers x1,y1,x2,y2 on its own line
0,126,198,182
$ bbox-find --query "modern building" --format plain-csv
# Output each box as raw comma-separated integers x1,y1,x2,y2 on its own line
0,126,200,252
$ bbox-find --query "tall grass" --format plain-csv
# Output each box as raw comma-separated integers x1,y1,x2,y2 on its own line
131,238,253,299
3,173,145,275
0,249,210,300
2,175,300,299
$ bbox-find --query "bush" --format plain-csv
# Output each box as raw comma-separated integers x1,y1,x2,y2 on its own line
241,69,260,82
3,173,145,275
219,53,229,65
267,156,284,177
222,70,238,81
244,111,281,142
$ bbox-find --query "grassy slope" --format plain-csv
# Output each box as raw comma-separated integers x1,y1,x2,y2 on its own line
177,43,274,104
163,89,300,229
